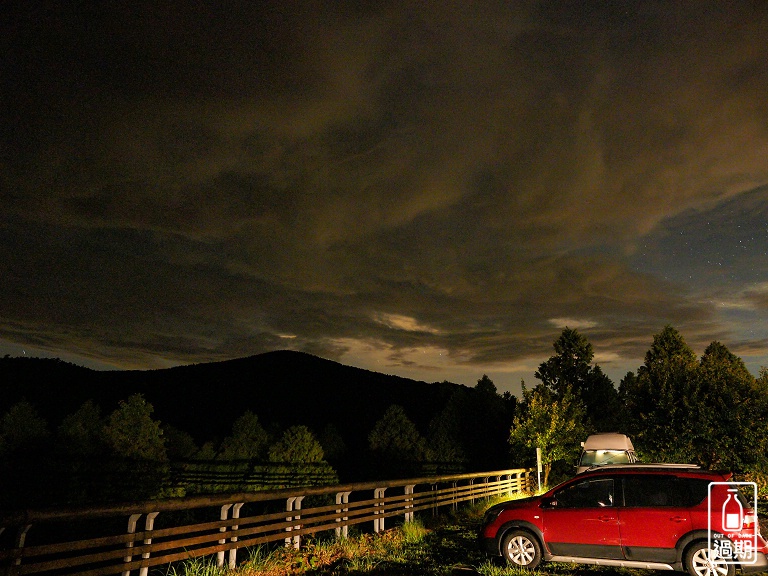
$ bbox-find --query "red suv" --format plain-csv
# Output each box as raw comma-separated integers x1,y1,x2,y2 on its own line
480,465,768,575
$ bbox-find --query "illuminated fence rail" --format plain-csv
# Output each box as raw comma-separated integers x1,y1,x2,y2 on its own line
0,468,534,576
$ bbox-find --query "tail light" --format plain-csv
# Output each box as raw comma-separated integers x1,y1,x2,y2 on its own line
744,513,759,533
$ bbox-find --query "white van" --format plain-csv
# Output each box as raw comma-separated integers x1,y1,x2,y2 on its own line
576,433,637,473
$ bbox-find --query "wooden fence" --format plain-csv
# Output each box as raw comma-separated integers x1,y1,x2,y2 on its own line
0,468,534,576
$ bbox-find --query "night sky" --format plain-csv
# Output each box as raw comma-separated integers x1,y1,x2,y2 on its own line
2,1,767,395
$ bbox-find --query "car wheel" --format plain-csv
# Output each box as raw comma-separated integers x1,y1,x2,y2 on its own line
684,541,734,576
501,529,542,569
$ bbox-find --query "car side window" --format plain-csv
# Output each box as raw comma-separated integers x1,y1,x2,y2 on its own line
624,476,677,507
623,475,709,507
677,478,710,506
555,478,614,508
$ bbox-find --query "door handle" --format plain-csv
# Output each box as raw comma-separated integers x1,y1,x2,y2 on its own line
670,516,686,523
598,515,615,522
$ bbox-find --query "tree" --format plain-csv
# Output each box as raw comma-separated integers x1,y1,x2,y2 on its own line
162,424,199,460
620,326,698,461
368,405,429,476
317,424,346,461
104,394,167,461
476,374,497,395
427,400,466,465
218,411,269,460
535,328,594,397
268,425,325,463
509,384,587,486
0,399,49,456
194,442,218,460
688,342,768,470
57,400,107,457
535,328,618,431
460,376,514,470
618,328,768,471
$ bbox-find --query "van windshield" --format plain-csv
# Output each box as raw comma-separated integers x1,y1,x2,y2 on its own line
580,450,630,466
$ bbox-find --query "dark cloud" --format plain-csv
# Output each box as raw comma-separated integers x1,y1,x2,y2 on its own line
2,1,768,392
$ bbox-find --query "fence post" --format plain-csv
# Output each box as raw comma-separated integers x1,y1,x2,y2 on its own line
374,488,386,533
217,505,232,568
285,496,304,549
335,491,351,539
123,514,142,576
138,511,159,576
228,502,243,569
12,524,31,570
432,484,438,517
285,497,295,547
469,478,475,504
404,485,415,523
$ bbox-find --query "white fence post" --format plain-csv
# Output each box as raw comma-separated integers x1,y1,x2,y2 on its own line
228,502,243,569
374,488,386,533
335,491,351,539
138,511,159,576
404,485,415,523
14,524,31,570
217,505,232,568
285,496,304,549
123,514,142,576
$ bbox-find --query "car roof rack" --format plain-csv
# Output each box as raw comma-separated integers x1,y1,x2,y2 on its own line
586,463,701,471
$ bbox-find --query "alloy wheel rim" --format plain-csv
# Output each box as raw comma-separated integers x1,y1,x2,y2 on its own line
508,535,536,565
692,548,729,576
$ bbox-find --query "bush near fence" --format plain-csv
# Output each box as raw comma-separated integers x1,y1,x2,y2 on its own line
0,458,339,509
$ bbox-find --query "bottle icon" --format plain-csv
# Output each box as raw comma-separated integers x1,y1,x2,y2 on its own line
722,489,743,532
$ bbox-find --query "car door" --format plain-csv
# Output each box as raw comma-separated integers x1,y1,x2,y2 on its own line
618,475,692,563
543,476,623,559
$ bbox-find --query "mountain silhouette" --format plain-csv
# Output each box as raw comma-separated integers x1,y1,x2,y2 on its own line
1,350,463,456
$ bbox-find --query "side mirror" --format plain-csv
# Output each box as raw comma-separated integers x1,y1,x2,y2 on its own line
540,497,558,509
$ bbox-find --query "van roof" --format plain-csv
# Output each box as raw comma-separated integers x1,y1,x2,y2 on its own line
582,433,634,451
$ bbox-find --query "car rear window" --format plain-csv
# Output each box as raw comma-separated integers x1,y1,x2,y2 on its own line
622,475,710,507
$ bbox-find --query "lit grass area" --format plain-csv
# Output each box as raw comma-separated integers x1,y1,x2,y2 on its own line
236,521,434,575
475,563,649,576
162,519,432,576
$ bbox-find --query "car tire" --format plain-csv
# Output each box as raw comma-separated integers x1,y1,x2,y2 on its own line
684,541,735,576
501,529,542,569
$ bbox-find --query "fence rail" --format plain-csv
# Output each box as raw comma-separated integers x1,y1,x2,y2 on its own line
0,468,534,576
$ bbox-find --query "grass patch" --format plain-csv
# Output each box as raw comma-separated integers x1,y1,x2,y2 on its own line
475,563,648,576
476,559,533,576
215,521,433,576
164,555,230,576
